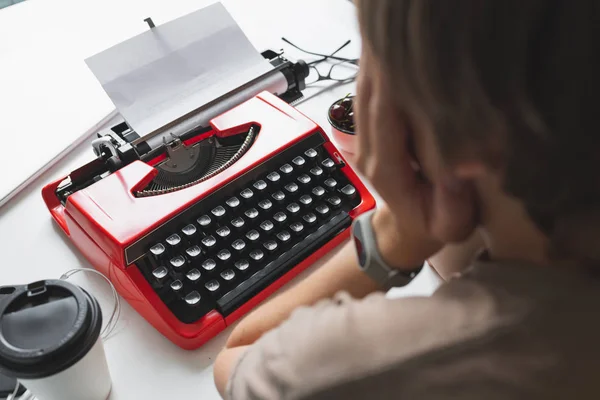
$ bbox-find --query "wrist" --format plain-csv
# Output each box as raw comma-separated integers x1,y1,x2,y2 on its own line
371,207,440,270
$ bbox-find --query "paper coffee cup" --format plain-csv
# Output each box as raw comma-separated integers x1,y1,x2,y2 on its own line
0,280,112,400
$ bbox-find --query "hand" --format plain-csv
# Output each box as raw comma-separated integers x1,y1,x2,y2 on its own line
354,42,478,265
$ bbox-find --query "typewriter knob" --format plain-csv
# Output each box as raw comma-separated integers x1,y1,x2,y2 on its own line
107,155,123,172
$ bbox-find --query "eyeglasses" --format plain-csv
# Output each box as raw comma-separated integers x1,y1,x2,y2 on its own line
282,38,359,85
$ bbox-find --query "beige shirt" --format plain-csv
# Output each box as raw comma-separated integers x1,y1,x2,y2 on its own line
226,258,600,399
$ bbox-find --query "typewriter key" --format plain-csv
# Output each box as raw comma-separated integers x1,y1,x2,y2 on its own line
205,280,220,292
304,148,318,159
316,204,331,216
166,234,182,247
297,174,312,185
216,226,231,238
286,203,301,215
267,172,281,183
186,245,202,259
280,164,294,175
185,291,201,305
170,256,186,269
182,224,197,238
221,270,236,281
273,212,287,223
250,249,265,261
290,222,304,234
292,156,306,167
285,182,299,194
299,195,313,206
197,215,212,228
231,217,245,229
170,280,183,292
310,166,324,177
235,260,250,271
260,220,274,232
232,239,246,251
324,178,338,189
258,199,273,211
202,259,217,271
211,206,226,219
272,191,286,203
240,188,254,200
263,240,278,252
327,196,342,207
226,197,241,209
186,269,201,282
322,158,336,171
218,249,232,261
341,184,357,200
202,235,217,248
150,243,166,257
312,186,326,198
152,266,169,281
253,180,268,192
246,230,260,242
303,213,318,225
245,208,259,220
277,231,291,243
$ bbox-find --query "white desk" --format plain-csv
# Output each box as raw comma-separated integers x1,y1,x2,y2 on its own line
0,1,441,398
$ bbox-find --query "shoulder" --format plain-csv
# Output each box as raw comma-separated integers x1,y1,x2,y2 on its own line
228,280,503,400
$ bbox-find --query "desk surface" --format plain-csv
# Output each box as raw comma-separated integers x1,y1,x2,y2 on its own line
0,1,440,398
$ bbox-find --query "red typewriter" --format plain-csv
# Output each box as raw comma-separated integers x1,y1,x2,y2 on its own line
42,9,375,349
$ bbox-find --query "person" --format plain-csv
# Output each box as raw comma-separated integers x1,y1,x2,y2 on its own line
214,0,600,398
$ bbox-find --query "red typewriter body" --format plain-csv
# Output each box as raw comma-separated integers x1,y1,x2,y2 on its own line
42,92,375,349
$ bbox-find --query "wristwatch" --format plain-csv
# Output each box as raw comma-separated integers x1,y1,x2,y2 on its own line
351,210,424,290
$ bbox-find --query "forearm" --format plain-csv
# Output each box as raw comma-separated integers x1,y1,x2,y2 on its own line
225,239,380,348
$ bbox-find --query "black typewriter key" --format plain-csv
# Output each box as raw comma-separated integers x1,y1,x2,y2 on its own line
202,258,217,271
152,266,169,282
290,222,305,234
277,231,291,243
185,291,202,305
272,191,286,204
303,213,318,226
226,197,241,209
221,269,236,281
246,230,261,242
240,188,254,201
267,172,281,184
284,182,299,195
181,224,197,239
235,259,250,271
286,202,301,215
186,268,202,283
216,226,231,238
292,156,306,167
150,243,166,257
299,195,313,207
263,240,278,253
297,174,311,186
232,239,246,252
258,199,273,211
260,220,275,233
205,280,220,293
170,280,183,292
324,178,338,190
273,212,287,224
166,234,182,248
253,180,268,192
310,166,324,178
211,206,227,219
341,184,357,197
186,245,202,259
250,249,265,262
312,186,326,198
245,208,259,220
231,217,245,230
327,196,342,208
280,163,294,175
305,148,318,159
197,215,212,228
316,204,331,217
322,158,336,172
170,256,186,270
217,249,232,262
201,235,217,249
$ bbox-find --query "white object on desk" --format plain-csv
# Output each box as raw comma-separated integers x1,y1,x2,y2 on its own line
0,1,437,399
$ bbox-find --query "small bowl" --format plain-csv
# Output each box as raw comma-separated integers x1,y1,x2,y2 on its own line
327,97,356,156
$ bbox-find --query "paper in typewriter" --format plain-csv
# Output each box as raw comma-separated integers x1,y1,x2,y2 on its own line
85,2,272,139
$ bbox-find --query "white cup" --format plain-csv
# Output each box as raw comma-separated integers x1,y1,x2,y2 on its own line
0,280,112,400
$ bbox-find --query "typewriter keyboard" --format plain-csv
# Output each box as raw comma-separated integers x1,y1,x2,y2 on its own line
132,133,361,323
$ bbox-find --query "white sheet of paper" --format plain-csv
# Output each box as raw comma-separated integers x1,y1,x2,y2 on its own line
85,2,272,139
